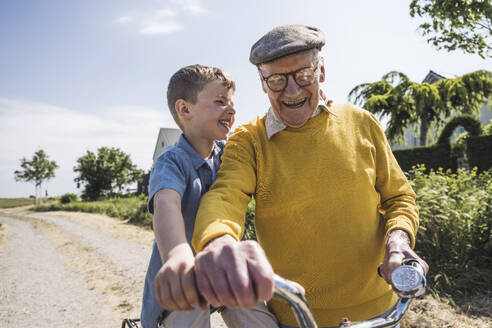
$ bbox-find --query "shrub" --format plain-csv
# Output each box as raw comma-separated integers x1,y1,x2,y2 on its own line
60,193,78,204
243,198,257,241
408,165,492,298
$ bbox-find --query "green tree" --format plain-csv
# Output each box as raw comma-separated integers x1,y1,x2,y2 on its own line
74,147,143,200
14,149,58,205
409,0,492,58
348,70,491,146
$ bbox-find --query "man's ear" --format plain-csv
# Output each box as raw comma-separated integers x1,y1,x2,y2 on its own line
261,80,268,93
175,99,191,120
319,64,325,83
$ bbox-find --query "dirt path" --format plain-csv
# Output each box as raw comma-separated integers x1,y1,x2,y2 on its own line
0,208,226,328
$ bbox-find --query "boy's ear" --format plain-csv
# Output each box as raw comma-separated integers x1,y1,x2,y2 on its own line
175,99,191,120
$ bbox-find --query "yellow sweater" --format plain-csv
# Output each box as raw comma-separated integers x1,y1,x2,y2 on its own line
192,104,418,327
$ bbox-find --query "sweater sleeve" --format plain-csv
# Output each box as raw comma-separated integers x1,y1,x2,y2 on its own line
369,114,419,248
192,127,258,253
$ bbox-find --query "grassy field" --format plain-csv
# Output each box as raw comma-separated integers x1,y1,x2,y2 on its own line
0,198,34,209
34,195,152,226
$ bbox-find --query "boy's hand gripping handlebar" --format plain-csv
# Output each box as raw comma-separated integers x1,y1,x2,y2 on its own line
274,259,426,328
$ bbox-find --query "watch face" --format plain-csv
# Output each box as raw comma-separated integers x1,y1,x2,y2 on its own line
392,265,422,292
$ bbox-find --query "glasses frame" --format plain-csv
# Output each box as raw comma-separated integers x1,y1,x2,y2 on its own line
260,63,319,92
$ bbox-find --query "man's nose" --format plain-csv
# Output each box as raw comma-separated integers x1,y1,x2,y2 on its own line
284,75,301,95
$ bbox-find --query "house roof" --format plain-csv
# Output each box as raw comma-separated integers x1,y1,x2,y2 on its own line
422,70,457,84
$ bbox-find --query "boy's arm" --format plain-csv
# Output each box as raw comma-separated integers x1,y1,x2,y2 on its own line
153,189,204,311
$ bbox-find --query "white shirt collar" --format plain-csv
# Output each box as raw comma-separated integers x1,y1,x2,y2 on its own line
265,99,336,140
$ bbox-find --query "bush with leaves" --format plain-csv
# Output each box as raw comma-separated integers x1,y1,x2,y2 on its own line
60,193,78,204
408,165,492,299
243,198,257,241
35,194,152,226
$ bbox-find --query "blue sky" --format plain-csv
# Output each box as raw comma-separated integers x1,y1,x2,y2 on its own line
0,0,489,197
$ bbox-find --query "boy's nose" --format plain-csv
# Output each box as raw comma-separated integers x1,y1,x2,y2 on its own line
226,106,236,115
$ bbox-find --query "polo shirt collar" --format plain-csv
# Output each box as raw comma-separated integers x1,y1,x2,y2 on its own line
265,98,336,140
177,134,221,170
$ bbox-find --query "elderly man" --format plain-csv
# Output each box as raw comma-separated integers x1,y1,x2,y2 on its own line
191,25,428,328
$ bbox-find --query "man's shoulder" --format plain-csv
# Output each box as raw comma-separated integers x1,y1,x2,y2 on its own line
331,103,381,125
331,103,372,117
231,114,268,138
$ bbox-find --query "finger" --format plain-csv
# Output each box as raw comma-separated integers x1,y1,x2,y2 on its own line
244,243,274,302
385,254,405,283
169,271,193,311
224,251,256,309
209,270,239,308
421,260,429,275
195,261,221,308
155,276,176,310
181,267,199,309
248,262,274,302
196,247,239,308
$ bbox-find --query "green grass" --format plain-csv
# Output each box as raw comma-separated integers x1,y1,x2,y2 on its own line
0,198,35,209
34,195,152,226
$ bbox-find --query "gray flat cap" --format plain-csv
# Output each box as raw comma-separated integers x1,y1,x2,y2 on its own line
249,24,325,65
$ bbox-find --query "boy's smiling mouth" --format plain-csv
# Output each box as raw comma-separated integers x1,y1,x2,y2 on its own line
282,97,307,109
219,119,232,129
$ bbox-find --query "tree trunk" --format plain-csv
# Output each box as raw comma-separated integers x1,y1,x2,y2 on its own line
35,184,39,206
420,118,429,146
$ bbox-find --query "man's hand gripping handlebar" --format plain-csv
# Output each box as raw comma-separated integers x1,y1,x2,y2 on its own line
274,259,426,328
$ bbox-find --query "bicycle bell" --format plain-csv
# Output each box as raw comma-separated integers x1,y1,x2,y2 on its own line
391,259,426,298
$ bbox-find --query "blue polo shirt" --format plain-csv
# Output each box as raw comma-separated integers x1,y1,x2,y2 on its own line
141,134,224,328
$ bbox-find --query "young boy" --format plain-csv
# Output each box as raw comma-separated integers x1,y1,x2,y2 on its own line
140,64,277,328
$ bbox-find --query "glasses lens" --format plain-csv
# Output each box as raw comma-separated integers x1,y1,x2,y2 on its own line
295,68,315,86
266,74,287,91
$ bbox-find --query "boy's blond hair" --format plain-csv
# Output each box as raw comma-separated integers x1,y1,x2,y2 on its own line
167,64,236,131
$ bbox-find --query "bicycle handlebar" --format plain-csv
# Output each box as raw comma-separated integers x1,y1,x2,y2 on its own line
273,259,426,328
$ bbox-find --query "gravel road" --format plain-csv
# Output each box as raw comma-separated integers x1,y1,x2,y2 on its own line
0,208,226,328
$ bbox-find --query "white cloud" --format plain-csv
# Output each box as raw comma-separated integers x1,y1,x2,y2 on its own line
114,16,132,24
0,98,178,197
155,9,177,18
114,1,207,36
179,0,208,15
140,21,184,35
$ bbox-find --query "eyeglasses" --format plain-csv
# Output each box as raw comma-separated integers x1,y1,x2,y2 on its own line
260,64,318,92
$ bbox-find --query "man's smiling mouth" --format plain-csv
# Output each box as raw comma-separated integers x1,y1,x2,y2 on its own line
282,98,307,109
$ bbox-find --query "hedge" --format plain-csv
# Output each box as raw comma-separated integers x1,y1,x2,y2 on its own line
392,143,452,172
467,134,492,171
